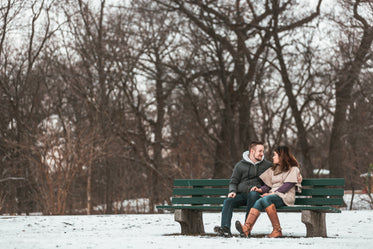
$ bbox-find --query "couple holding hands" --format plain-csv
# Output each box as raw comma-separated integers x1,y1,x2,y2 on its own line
214,141,302,238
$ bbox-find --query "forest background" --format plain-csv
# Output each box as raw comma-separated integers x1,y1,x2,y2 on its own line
0,0,372,215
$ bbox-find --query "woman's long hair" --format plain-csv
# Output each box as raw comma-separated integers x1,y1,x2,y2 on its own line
272,146,299,172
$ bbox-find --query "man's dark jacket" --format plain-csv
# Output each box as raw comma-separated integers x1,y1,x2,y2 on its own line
229,157,272,194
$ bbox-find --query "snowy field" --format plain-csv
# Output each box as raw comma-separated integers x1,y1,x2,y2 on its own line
1,209,373,249
1,194,372,249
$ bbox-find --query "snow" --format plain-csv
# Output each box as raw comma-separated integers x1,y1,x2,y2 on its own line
312,169,330,175
1,209,372,249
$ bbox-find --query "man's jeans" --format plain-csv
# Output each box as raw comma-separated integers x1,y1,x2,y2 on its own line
220,191,261,230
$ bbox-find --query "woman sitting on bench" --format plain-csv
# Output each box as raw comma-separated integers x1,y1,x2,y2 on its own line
235,146,301,238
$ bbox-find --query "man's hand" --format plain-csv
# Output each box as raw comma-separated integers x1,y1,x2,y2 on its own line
228,192,236,198
250,186,262,193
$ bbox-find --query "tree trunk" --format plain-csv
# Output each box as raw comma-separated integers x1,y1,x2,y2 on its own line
273,25,314,177
213,107,235,179
329,9,373,177
87,145,93,215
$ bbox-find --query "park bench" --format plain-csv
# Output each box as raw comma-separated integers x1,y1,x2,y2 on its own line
156,178,345,237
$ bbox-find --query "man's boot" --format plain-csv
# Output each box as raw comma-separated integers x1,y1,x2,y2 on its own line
265,204,282,238
235,208,260,237
213,226,232,237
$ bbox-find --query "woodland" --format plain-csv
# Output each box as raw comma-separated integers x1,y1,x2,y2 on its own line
0,0,372,215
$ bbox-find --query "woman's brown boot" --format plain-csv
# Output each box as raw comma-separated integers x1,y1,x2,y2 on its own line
235,208,260,237
265,204,282,238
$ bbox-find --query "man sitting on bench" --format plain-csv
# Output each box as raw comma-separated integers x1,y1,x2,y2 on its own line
214,141,272,237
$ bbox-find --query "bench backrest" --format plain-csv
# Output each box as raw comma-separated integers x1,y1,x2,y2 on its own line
171,178,345,207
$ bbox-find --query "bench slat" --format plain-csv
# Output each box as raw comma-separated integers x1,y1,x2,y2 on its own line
172,196,343,206
174,178,345,187
278,205,342,213
294,197,344,206
174,179,229,186
173,187,344,197
172,197,225,205
156,205,342,213
297,188,344,196
301,178,345,186
173,188,228,196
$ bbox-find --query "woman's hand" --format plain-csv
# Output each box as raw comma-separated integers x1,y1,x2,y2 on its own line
298,173,303,184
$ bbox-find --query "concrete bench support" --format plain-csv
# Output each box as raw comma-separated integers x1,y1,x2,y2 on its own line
175,209,204,235
301,210,327,237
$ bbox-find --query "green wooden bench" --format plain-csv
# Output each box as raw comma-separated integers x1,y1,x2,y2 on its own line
156,178,345,237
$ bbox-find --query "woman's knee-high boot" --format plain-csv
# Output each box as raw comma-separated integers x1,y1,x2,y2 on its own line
265,204,282,238
235,208,260,237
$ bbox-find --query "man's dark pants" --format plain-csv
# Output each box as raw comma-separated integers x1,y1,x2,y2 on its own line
220,191,261,230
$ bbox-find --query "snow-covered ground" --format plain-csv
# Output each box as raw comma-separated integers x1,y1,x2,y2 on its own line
1,209,372,249
1,194,372,248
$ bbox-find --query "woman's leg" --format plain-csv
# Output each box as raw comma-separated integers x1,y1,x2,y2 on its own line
253,194,285,238
252,194,285,211
235,206,260,237
235,192,262,238
266,203,282,238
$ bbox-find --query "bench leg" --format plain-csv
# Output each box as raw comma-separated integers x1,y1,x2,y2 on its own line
174,209,204,235
301,210,327,237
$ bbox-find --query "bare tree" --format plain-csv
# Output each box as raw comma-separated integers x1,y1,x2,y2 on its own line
270,0,323,176
154,0,277,178
328,0,373,180
0,0,62,214
59,0,124,214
